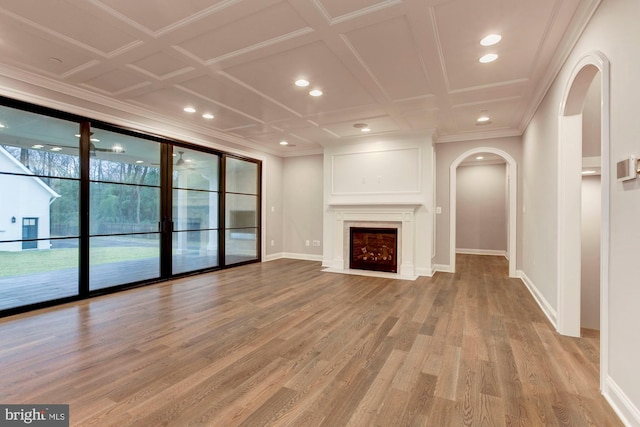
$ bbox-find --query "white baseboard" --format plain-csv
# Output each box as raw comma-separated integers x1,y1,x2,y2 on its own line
432,264,454,273
415,267,434,277
605,376,640,426
263,252,284,262
516,269,558,329
282,252,323,262
456,248,508,258
264,253,323,262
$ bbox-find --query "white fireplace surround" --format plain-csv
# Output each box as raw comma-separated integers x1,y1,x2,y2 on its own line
324,203,421,280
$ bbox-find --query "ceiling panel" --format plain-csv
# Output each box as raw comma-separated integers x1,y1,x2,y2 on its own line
81,68,150,95
0,0,138,54
344,15,432,101
130,51,193,79
317,0,397,20
433,0,558,90
178,75,295,123
94,0,230,33
0,13,94,76
177,2,309,63
223,40,375,115
128,87,258,130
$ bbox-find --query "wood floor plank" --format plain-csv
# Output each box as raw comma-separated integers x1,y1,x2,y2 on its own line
0,255,623,426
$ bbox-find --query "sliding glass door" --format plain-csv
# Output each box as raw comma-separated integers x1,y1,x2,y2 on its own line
0,97,262,315
88,128,161,291
172,147,220,274
0,106,81,309
224,156,260,265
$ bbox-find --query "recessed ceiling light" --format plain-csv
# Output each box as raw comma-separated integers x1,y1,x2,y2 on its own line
50,147,62,152
136,160,144,164
361,127,371,132
309,89,323,97
202,113,214,119
480,34,502,46
582,170,597,175
0,123,5,128
295,79,310,87
479,53,498,63
280,141,289,146
183,106,196,113
477,115,490,123
32,144,44,149
476,156,485,160
75,134,81,138
90,138,100,142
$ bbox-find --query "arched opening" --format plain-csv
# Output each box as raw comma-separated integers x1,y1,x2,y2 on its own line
557,51,610,392
450,148,517,277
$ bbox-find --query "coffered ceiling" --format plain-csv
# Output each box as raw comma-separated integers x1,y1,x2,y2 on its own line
0,0,599,156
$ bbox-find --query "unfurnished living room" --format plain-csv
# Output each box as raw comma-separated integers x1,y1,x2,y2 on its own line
0,0,638,426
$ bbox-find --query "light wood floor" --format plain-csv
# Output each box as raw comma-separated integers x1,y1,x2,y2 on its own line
0,255,622,426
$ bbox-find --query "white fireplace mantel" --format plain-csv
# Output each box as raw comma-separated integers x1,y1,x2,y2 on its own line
325,203,422,280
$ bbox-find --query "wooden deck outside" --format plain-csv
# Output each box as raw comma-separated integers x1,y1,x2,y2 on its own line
0,255,622,426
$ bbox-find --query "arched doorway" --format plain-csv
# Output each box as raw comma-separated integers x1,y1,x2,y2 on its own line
557,51,610,391
450,147,517,277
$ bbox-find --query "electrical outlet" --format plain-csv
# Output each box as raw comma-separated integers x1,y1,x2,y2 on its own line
305,240,310,246
436,207,442,214
270,240,275,247
312,240,320,247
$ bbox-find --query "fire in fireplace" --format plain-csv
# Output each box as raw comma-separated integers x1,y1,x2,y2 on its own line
349,227,398,273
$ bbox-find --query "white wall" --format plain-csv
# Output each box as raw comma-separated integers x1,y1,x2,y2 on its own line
581,175,600,330
323,135,433,276
522,0,640,421
456,164,507,254
282,154,324,259
264,153,283,258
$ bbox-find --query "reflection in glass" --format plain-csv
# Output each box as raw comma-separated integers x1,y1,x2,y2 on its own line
0,238,79,310
172,148,220,274
90,183,159,235
172,148,219,191
225,157,257,194
225,194,258,228
89,128,160,185
172,230,218,274
225,229,257,265
89,235,159,290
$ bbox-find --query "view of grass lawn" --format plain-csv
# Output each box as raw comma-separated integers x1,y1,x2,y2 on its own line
0,247,158,277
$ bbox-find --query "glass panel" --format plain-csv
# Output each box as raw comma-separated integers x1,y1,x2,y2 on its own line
172,230,218,274
89,129,160,185
0,238,79,310
0,176,79,241
90,183,159,235
225,157,258,194
0,107,80,179
173,189,218,231
225,229,257,265
225,194,258,228
89,234,159,290
172,148,219,191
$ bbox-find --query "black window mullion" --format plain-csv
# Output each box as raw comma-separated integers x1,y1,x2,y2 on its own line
219,155,227,267
79,121,91,296
160,143,173,278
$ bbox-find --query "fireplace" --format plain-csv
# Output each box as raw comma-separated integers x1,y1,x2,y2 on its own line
350,227,398,273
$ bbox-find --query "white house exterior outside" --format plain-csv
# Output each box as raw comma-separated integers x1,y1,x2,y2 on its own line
0,146,60,251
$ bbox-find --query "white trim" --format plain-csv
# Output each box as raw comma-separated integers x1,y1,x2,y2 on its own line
281,253,324,262
322,267,417,281
516,270,558,329
556,51,610,394
432,264,454,273
449,147,518,278
456,248,508,257
604,376,640,427
263,253,284,262
414,267,434,277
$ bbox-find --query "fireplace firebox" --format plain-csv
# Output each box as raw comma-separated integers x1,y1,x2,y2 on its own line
349,227,398,273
